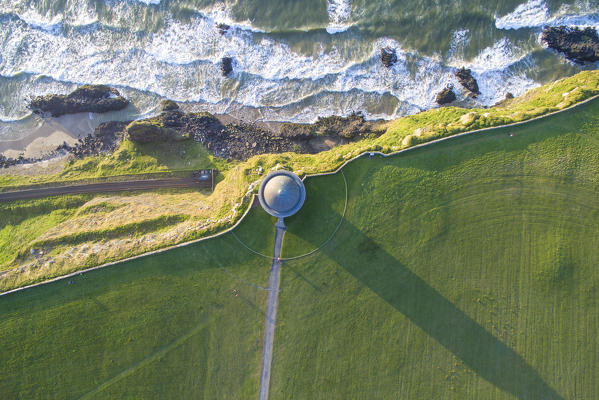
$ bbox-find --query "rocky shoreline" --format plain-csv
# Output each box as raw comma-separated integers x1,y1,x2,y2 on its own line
126,101,384,160
7,29,594,169
4,88,385,168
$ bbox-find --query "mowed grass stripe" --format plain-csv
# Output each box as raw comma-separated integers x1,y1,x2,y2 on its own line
272,99,599,398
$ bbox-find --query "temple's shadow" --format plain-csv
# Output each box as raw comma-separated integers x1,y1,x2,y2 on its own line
291,207,562,400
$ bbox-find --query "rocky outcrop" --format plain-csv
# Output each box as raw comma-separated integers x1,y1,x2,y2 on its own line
125,108,384,160
126,120,173,143
28,85,129,117
279,113,379,140
455,67,480,96
221,57,233,76
436,85,456,105
541,26,599,64
216,23,230,35
160,99,179,112
380,47,397,68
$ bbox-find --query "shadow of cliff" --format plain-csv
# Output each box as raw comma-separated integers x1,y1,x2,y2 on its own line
291,208,562,399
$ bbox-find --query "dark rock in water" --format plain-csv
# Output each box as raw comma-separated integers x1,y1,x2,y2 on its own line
380,47,397,68
28,85,129,117
455,67,480,96
505,92,514,100
221,57,233,76
160,99,179,112
436,85,456,105
216,23,230,35
541,26,599,63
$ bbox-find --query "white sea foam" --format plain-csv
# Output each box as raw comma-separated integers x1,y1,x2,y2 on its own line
0,3,562,126
496,0,599,30
132,0,161,5
326,0,352,34
495,0,549,30
447,29,470,60
16,7,63,31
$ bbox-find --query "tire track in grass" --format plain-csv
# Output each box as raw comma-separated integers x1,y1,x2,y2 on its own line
78,322,208,400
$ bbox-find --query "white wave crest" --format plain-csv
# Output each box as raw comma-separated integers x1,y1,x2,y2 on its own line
496,0,599,30
132,0,161,4
495,0,549,30
326,0,352,34
0,7,546,124
447,29,470,60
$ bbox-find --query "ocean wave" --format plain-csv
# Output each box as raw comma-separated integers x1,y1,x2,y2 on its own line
0,2,560,125
326,0,353,34
495,0,549,30
447,29,470,60
496,0,599,30
132,0,161,4
0,0,99,30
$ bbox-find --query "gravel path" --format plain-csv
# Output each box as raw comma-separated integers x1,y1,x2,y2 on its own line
259,218,286,400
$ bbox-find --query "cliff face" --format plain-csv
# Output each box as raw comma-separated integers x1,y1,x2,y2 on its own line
542,26,599,64
28,85,129,117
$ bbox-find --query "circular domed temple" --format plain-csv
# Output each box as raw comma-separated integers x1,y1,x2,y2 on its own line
258,170,306,218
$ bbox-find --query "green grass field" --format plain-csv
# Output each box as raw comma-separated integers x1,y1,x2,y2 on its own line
0,208,275,399
2,96,599,399
273,98,599,398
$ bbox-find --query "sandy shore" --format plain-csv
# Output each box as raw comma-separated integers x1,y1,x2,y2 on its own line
0,113,100,159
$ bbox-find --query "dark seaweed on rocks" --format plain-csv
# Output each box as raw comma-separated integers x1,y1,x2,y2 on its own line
28,85,129,117
541,26,599,64
380,47,398,68
455,67,480,96
436,85,456,105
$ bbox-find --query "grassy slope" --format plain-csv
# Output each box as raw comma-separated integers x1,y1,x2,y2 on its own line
272,97,599,398
0,207,275,399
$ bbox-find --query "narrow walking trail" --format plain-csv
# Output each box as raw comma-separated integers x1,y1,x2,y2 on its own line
258,218,286,400
0,178,205,202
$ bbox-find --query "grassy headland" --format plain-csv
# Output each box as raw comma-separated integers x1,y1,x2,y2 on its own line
1,70,599,292
272,96,599,399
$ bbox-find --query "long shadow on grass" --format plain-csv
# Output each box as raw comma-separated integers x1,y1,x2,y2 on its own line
294,211,562,400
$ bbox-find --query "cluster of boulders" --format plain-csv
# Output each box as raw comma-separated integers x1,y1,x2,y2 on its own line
58,121,128,159
542,26,599,64
28,85,129,117
279,112,379,140
0,154,30,168
124,102,384,160
433,68,480,105
126,101,304,159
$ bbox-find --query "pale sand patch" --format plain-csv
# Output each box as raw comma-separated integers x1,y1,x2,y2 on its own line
0,111,123,157
24,130,79,158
